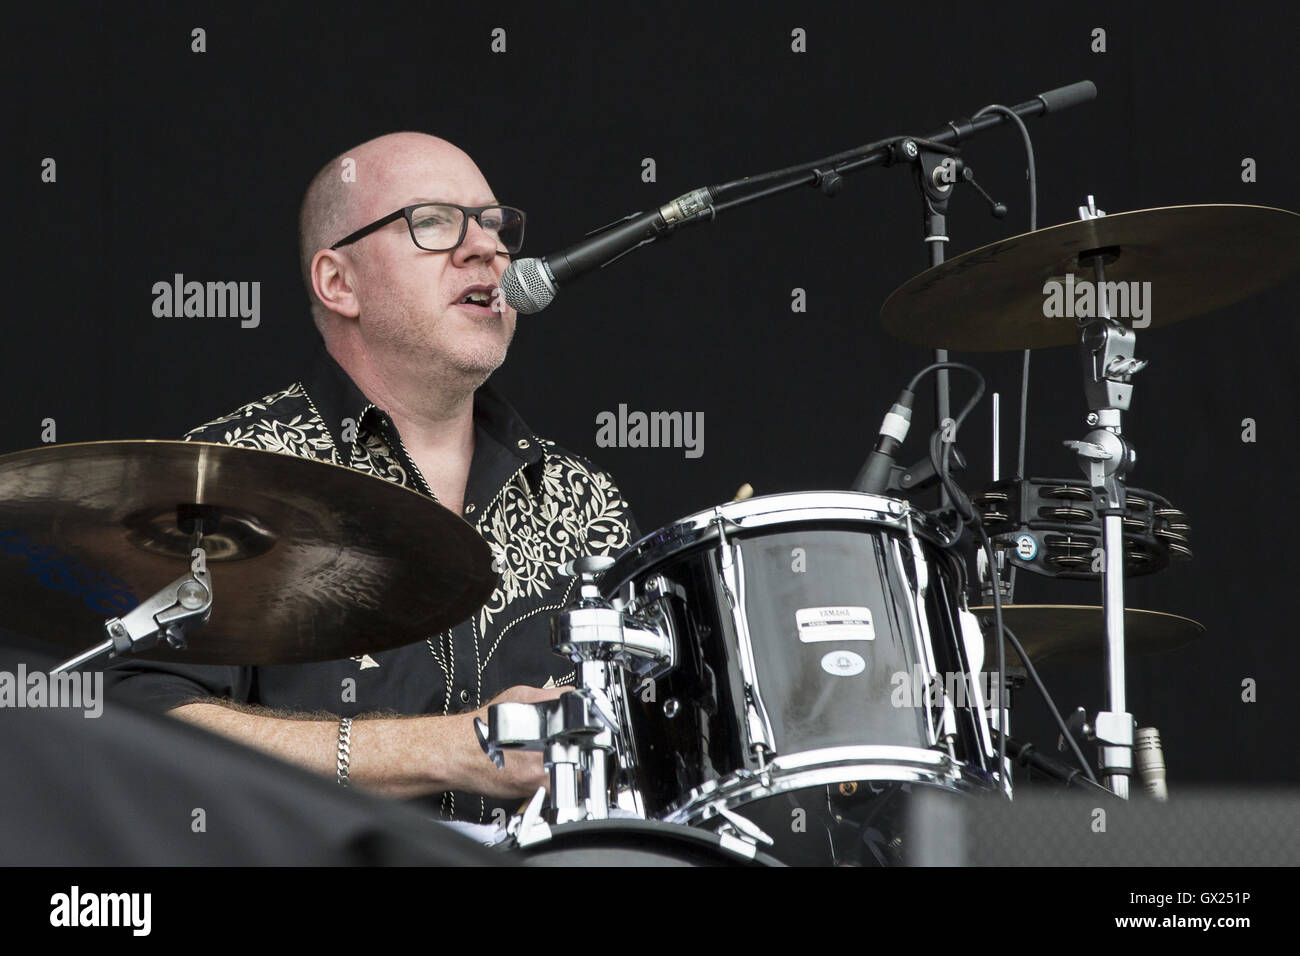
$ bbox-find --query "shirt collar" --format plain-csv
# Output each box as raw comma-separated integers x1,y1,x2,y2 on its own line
302,341,544,470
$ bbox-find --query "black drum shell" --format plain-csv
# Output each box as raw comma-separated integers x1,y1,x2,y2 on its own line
600,496,992,822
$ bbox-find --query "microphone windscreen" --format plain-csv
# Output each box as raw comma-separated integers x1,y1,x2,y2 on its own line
501,258,556,315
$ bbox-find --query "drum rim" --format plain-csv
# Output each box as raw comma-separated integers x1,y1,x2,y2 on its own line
601,490,945,591
657,748,996,826
504,817,786,866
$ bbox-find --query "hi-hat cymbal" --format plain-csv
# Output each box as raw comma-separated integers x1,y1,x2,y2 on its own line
971,604,1205,669
0,441,496,665
881,204,1300,350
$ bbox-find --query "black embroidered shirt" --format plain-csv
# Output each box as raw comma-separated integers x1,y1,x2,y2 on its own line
106,343,638,822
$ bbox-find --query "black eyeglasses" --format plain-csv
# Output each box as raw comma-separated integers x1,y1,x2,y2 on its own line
330,203,526,254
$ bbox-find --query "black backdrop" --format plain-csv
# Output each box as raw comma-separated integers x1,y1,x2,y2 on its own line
12,1,1300,785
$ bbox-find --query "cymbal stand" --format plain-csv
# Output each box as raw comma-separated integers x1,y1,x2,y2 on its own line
1063,196,1147,798
51,531,213,674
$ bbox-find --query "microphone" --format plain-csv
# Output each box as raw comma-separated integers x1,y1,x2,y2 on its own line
852,387,916,495
1134,726,1168,801
501,188,714,314
991,730,1113,795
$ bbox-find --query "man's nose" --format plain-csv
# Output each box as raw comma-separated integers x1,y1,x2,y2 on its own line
454,215,502,265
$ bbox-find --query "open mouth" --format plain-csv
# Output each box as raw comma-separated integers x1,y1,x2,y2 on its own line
457,289,493,306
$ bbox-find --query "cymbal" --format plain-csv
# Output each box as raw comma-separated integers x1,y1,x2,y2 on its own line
971,604,1205,668
0,441,496,665
881,204,1300,350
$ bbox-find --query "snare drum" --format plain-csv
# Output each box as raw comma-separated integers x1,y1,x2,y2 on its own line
600,492,998,865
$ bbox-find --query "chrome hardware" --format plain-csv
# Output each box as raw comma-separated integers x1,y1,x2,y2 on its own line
706,803,775,847
512,787,552,847
477,693,616,824
552,557,675,679
1077,195,1105,220
715,512,777,759
103,554,213,656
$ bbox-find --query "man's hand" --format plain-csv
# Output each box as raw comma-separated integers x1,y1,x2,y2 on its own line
459,684,569,799
169,684,573,801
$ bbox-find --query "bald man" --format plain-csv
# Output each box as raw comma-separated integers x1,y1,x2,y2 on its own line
107,133,639,824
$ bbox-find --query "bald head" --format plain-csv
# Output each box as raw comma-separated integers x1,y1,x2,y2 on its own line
298,132,489,331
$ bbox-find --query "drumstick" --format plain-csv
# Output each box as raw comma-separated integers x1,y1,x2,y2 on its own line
732,483,754,502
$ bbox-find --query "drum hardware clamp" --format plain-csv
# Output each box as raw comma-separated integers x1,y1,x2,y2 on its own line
476,555,676,824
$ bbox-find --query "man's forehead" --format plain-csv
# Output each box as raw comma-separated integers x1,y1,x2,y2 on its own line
356,159,495,217
400,195,500,206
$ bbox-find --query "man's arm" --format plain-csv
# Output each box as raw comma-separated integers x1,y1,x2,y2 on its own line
170,684,564,801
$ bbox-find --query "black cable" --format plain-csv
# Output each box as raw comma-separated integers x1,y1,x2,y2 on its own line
997,620,1100,786
909,361,983,547
903,360,1001,786
973,525,1008,785
970,106,1036,232
970,103,1038,486
898,359,1091,793
990,730,1111,795
971,103,1038,602
906,359,981,400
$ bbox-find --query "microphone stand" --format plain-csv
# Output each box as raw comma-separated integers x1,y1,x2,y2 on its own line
901,139,958,506
511,81,1094,330
697,82,1095,504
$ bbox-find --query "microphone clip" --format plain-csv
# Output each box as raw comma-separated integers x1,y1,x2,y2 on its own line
896,446,967,494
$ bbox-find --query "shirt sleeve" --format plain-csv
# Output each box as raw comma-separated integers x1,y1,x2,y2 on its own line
568,454,643,552
608,471,642,547
104,657,254,715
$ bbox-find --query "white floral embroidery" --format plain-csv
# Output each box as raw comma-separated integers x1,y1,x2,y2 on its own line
476,454,632,629
184,383,634,637
349,430,410,486
183,384,339,463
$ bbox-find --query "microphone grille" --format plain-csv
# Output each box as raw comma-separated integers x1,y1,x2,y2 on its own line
501,258,556,315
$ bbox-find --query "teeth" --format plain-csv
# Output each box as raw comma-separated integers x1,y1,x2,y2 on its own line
461,291,490,305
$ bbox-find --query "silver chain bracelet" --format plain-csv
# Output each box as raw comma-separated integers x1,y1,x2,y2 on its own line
336,716,353,787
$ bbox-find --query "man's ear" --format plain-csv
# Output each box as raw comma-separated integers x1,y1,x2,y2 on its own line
311,249,361,319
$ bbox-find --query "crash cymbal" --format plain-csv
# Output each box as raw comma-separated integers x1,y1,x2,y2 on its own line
971,604,1205,668
881,204,1300,350
0,441,496,665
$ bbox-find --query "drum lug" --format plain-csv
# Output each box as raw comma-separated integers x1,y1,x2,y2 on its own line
714,518,778,757
940,694,960,763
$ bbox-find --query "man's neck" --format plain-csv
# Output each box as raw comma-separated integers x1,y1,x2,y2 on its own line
327,338,480,512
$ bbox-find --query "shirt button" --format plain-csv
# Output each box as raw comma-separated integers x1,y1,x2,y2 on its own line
517,438,530,449
458,689,471,705
464,503,476,514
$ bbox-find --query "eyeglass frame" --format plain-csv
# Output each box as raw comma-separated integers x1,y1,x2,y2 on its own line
328,202,526,254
